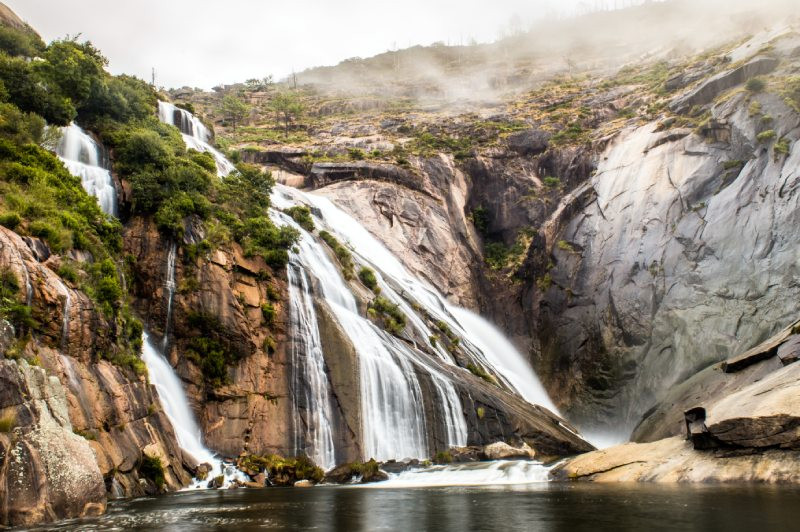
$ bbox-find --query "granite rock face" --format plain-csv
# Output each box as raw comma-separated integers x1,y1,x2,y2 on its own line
0,359,105,527
633,321,800,449
537,84,800,431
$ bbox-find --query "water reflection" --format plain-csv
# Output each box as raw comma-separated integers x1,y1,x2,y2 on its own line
31,483,800,532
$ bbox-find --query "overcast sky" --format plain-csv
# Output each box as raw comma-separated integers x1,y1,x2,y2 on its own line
6,0,600,89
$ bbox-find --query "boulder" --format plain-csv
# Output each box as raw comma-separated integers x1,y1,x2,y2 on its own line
483,441,536,460
294,479,313,488
507,129,550,156
0,359,106,528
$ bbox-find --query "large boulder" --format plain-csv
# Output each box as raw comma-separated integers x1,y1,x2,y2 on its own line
0,359,106,527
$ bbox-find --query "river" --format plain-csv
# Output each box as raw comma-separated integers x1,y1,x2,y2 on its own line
30,482,800,531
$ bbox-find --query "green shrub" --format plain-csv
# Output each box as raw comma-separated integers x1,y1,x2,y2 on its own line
484,241,510,270
746,77,766,93
57,262,80,284
319,230,354,279
358,266,379,292
347,147,366,160
368,296,406,335
0,412,16,433
774,137,791,158
283,205,315,231
757,130,777,143
261,302,276,326
557,240,574,252
434,450,453,464
0,211,21,229
470,206,490,236
543,176,561,188
466,363,496,384
139,454,166,489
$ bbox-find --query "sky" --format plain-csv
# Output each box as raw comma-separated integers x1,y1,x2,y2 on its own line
6,0,600,89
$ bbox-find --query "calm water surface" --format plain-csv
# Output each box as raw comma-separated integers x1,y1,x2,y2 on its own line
32,483,800,532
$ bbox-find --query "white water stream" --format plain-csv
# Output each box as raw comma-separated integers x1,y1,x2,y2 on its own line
157,101,235,177
141,332,241,489
162,242,177,352
56,123,117,217
367,460,551,488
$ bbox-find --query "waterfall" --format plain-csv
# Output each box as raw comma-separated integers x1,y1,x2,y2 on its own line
157,101,235,177
274,209,432,461
448,308,558,413
287,262,336,470
140,332,240,488
162,242,176,352
273,185,558,412
55,123,117,217
54,278,72,349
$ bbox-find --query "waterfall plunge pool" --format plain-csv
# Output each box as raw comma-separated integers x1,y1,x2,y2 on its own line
30,482,800,531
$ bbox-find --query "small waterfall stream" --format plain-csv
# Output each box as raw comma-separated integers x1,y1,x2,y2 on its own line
56,123,117,217
162,242,177,352
140,332,240,488
157,101,235,177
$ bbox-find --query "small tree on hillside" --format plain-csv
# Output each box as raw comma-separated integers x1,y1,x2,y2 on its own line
267,91,304,137
219,94,250,133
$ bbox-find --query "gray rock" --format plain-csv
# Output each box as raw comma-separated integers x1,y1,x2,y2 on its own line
669,55,780,113
507,129,550,156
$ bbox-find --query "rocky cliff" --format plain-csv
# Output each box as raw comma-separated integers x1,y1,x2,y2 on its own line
249,29,800,439
537,31,800,432
0,227,191,527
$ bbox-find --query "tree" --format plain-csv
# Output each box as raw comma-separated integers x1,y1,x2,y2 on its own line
267,91,304,137
219,94,250,133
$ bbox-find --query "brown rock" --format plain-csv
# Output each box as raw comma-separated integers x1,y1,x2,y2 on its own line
483,441,536,460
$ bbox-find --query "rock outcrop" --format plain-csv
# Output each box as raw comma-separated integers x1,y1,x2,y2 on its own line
0,359,105,527
123,217,296,459
554,320,800,484
669,55,780,113
551,436,800,483
633,320,800,447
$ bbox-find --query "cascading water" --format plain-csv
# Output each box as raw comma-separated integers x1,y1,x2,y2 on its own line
130,123,558,475
272,184,558,413
162,242,177,352
368,460,551,488
274,209,433,461
157,101,235,177
54,278,72,349
287,262,337,470
56,123,117,217
140,332,240,488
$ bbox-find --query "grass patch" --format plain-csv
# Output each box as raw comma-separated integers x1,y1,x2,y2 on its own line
367,296,406,335
319,230,354,280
